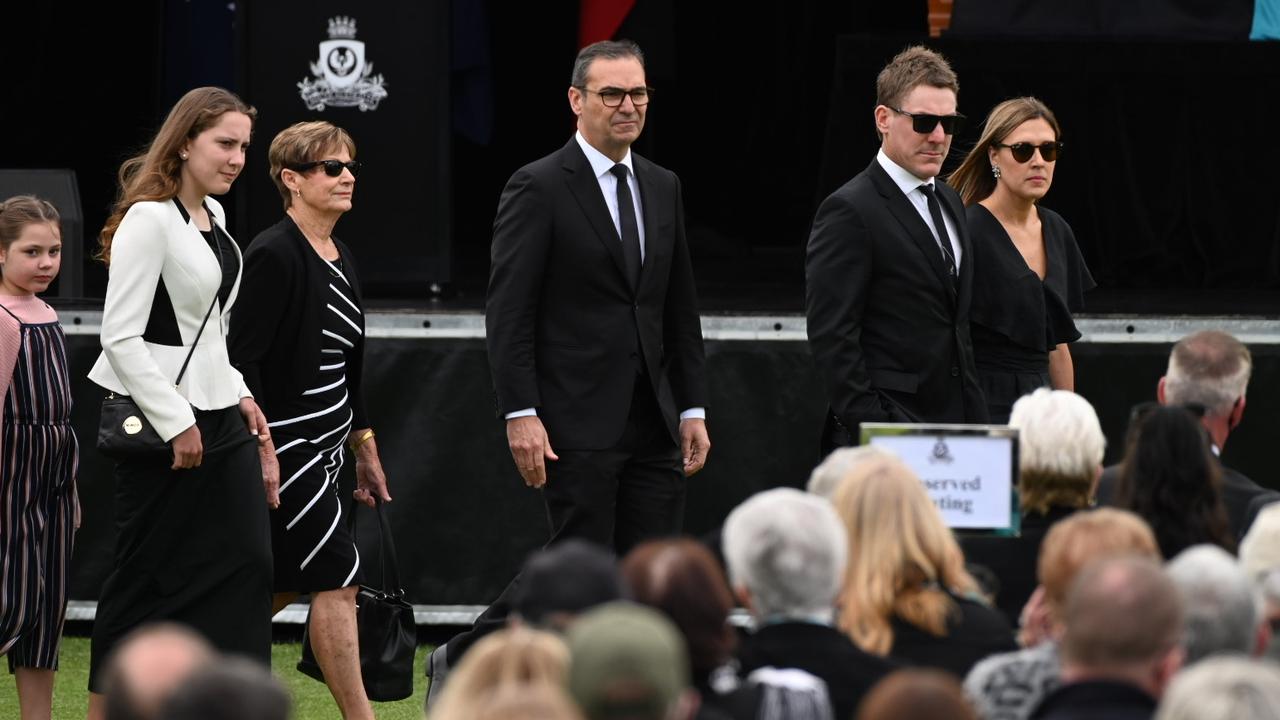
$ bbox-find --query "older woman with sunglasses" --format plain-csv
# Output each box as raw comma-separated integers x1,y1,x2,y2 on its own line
229,121,391,720
948,98,1095,423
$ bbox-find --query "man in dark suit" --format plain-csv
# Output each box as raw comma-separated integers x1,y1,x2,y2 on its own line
427,40,710,703
1096,330,1280,540
806,46,986,454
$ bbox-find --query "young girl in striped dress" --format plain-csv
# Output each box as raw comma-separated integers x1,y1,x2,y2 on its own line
0,195,78,720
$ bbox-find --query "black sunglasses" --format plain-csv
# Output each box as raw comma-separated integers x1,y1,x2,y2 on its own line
290,159,361,177
891,107,966,135
994,141,1064,163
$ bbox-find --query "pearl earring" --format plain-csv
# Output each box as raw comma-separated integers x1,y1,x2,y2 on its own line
180,152,189,160
991,163,1001,179
295,189,301,197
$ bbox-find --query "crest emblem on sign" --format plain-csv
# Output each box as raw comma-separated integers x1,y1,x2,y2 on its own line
928,437,954,464
298,16,388,112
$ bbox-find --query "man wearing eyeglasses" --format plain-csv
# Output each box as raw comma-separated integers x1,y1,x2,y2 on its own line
806,45,987,454
427,40,709,703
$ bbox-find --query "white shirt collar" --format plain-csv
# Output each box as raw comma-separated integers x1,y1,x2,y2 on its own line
575,131,633,179
877,148,934,197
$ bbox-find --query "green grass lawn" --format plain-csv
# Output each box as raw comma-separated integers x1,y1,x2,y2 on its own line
0,636,432,719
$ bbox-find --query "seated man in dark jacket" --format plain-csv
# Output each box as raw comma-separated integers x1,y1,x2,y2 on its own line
1030,556,1183,720
1096,330,1280,540
723,488,897,720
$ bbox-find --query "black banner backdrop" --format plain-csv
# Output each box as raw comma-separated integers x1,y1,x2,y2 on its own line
238,2,450,293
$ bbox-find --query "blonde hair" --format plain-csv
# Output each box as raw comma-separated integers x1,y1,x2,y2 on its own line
431,627,571,720
97,86,255,265
1037,508,1159,621
947,97,1061,207
832,455,978,655
266,121,357,211
471,684,586,720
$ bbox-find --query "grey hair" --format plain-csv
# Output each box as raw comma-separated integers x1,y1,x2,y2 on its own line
806,445,900,500
570,40,645,88
1166,545,1262,664
1009,388,1106,479
1163,330,1251,417
1155,655,1280,720
722,488,848,619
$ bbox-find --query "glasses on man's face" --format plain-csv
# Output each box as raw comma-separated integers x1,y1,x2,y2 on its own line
891,107,965,135
290,159,361,178
994,141,1064,163
578,86,653,108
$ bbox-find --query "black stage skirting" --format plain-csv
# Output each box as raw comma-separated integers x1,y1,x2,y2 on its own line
66,315,1280,606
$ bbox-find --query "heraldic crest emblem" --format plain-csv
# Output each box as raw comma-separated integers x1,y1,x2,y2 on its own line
298,16,388,111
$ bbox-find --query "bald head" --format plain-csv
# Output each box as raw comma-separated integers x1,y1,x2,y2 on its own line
104,623,215,720
1061,556,1183,676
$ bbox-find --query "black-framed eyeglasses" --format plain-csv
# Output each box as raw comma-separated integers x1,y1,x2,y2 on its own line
289,159,361,178
890,107,965,135
994,141,1064,163
576,86,653,108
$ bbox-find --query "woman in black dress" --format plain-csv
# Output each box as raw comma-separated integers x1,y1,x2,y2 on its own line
230,121,390,720
948,98,1095,423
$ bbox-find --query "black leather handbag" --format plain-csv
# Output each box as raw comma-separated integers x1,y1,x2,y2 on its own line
298,500,417,702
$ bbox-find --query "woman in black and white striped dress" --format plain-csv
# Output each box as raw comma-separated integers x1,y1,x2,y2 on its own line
230,121,390,720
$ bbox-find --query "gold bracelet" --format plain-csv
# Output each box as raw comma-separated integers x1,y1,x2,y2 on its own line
350,429,375,450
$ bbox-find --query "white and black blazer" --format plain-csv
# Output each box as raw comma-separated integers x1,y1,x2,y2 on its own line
89,197,251,441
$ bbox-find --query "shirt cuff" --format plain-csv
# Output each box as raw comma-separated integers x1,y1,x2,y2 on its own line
680,407,706,421
505,408,537,420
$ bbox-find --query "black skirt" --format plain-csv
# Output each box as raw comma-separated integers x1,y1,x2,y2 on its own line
88,406,272,691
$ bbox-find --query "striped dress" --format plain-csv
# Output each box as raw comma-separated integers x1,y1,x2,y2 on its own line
267,255,362,592
0,297,77,671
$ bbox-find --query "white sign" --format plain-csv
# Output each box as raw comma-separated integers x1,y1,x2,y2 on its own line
867,430,1016,530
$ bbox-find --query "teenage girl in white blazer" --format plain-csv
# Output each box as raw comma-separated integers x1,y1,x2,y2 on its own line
84,87,278,720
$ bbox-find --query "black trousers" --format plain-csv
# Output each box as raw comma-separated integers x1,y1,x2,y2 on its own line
88,407,272,691
443,378,684,663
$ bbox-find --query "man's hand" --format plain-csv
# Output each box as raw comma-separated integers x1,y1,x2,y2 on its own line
507,416,558,489
679,418,710,476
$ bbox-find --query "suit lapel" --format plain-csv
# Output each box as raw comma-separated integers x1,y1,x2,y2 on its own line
867,160,956,304
560,140,630,288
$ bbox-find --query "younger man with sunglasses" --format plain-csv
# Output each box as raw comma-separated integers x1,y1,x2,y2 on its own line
806,45,987,454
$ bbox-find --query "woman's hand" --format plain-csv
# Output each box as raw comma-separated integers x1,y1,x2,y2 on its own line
171,423,203,470
259,439,280,509
351,429,392,508
238,397,272,446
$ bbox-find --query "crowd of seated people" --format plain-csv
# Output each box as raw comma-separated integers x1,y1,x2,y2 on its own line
82,329,1280,720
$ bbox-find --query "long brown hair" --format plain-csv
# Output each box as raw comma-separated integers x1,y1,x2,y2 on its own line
947,97,1061,207
97,86,255,265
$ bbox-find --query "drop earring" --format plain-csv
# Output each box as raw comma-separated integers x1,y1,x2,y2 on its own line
991,163,1001,179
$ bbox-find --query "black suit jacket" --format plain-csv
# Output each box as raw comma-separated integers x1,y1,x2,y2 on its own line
736,622,898,720
806,158,986,442
486,139,708,450
228,216,369,428
1097,459,1280,541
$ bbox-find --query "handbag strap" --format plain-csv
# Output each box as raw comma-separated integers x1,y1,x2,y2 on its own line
171,199,224,387
352,499,404,593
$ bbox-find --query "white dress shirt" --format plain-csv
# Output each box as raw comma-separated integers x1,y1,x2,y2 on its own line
876,149,963,268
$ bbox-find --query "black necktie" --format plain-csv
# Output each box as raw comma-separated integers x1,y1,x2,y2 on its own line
918,183,957,284
610,164,642,291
